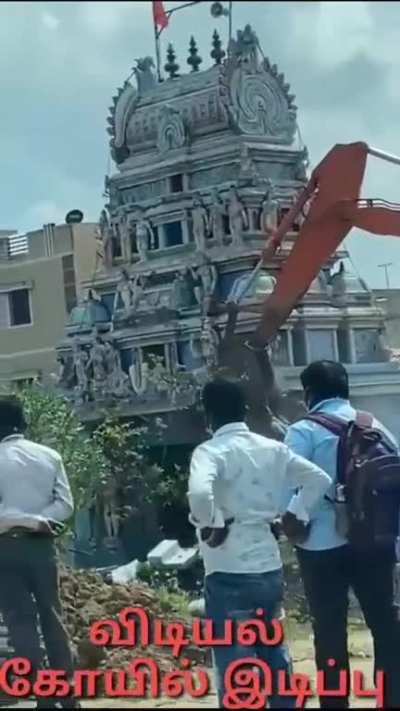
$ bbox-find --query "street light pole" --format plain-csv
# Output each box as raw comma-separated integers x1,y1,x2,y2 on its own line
378,262,394,289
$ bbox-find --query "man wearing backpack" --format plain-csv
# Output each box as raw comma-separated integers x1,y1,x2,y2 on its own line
284,360,400,709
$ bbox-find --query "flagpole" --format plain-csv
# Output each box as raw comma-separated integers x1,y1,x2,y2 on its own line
228,1,233,47
154,25,162,82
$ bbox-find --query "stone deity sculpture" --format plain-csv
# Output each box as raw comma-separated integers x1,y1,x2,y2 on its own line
104,341,130,397
260,180,279,234
199,318,220,370
192,195,209,252
72,347,89,403
170,269,196,310
227,188,248,245
209,189,226,244
87,336,108,398
113,269,137,314
119,211,133,263
134,207,155,260
129,349,150,397
97,209,113,269
192,259,218,314
56,354,74,390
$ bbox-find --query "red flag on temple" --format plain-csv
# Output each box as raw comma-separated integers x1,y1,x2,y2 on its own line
152,1,169,31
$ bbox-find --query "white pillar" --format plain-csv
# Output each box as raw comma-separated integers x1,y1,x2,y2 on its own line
287,329,294,366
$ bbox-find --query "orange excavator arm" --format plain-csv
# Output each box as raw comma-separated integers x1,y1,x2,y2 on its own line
244,141,400,348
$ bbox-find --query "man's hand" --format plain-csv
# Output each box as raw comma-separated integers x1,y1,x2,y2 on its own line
200,518,234,548
37,519,65,536
281,511,310,544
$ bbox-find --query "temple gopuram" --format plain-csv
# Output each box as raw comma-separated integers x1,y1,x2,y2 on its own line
57,23,400,450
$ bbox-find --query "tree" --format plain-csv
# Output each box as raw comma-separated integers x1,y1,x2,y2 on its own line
16,384,165,536
17,384,108,527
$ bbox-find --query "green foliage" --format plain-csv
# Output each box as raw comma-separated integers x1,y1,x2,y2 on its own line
136,561,180,591
136,562,190,617
16,384,165,530
18,384,108,520
155,463,189,512
15,373,197,538
92,417,163,518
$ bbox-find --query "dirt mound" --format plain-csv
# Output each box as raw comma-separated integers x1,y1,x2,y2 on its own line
59,567,207,672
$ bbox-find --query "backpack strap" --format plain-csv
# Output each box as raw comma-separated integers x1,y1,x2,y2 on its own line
355,410,374,428
304,412,349,437
303,412,351,489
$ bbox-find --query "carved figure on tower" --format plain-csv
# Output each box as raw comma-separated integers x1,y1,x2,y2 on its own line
209,189,226,244
227,187,248,245
192,194,209,251
113,268,135,314
260,180,279,234
97,209,113,269
199,318,220,370
87,335,108,399
72,346,89,404
119,210,133,263
134,206,155,260
192,258,218,315
129,349,149,397
170,268,196,310
104,341,131,398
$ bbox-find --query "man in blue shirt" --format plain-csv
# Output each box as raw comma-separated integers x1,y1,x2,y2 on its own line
285,360,400,709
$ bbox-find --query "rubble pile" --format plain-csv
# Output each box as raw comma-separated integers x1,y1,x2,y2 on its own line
59,567,208,671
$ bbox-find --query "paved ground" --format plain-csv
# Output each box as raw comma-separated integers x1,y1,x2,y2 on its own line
2,628,376,709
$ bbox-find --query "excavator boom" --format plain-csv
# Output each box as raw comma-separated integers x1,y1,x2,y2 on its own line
248,141,400,346
218,141,400,435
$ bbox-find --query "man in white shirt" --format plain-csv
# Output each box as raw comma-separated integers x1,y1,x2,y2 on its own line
0,397,78,710
188,379,332,709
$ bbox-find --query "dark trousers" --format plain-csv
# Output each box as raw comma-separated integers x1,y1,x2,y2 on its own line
297,544,400,709
0,535,75,707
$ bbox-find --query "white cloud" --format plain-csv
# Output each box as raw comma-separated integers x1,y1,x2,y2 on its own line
1,1,400,287
41,11,60,31
78,1,149,38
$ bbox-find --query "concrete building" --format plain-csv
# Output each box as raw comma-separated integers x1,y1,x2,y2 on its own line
0,222,98,390
374,289,400,349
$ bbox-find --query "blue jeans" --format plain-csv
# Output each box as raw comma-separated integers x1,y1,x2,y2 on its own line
205,569,294,709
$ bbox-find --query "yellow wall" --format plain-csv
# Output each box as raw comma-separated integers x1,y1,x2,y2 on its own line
0,256,66,381
0,222,98,385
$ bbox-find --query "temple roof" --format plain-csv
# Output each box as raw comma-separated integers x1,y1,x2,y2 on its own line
107,25,298,166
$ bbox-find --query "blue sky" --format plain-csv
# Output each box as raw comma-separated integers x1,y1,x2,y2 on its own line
1,1,400,287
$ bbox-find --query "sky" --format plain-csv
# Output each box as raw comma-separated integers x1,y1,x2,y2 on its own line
1,0,400,288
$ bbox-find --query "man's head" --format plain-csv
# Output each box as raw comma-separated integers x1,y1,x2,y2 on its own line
0,397,27,441
300,360,349,410
202,378,247,432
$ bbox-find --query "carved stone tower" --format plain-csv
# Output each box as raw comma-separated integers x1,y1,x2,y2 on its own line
57,24,399,443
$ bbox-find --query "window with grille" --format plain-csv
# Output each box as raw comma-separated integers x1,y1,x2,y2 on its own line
164,222,183,247
0,288,32,327
62,255,77,313
169,175,184,193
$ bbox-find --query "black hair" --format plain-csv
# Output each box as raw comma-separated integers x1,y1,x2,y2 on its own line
202,378,247,427
0,397,27,439
300,360,349,406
